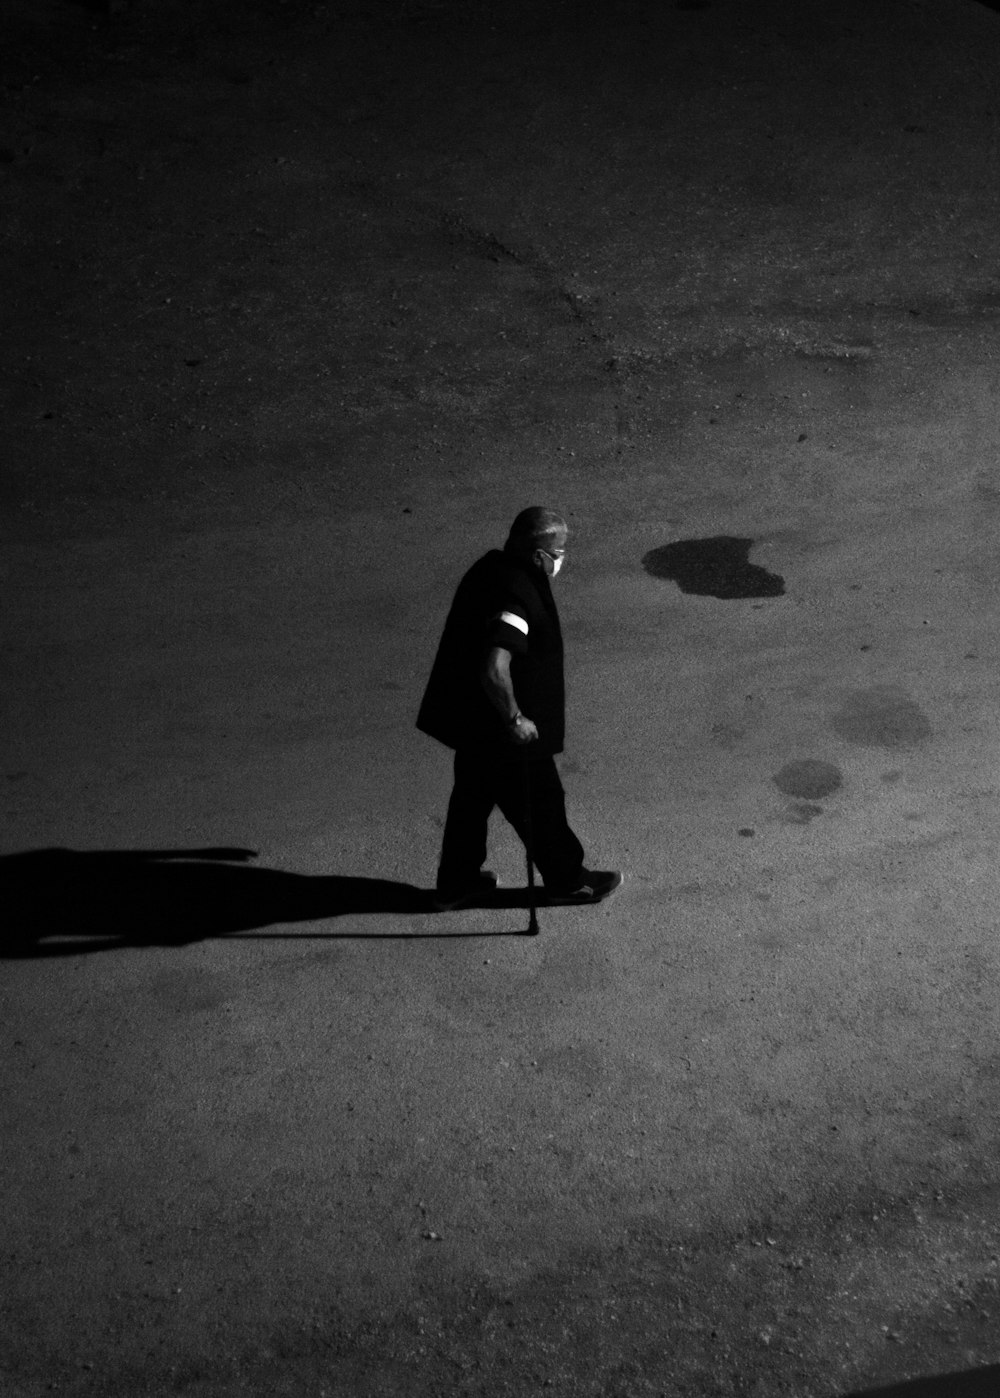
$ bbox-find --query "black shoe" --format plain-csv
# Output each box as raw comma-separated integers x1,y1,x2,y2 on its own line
545,869,622,905
432,869,499,912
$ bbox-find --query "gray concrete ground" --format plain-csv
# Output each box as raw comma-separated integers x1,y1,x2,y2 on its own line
4,0,1000,1394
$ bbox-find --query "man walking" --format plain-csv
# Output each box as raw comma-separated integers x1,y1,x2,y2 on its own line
417,506,622,912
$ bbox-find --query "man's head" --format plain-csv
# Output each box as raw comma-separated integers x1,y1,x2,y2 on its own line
505,506,568,579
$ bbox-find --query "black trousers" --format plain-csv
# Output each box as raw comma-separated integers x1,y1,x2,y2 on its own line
438,747,585,891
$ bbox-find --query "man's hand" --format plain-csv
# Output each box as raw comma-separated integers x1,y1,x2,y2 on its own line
509,714,539,745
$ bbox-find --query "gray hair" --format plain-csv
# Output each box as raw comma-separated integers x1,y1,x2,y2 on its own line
505,506,567,553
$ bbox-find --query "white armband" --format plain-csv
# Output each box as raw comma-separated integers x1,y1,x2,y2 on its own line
497,611,528,636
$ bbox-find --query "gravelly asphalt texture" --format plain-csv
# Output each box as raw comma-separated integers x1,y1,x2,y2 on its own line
4,1,1000,1395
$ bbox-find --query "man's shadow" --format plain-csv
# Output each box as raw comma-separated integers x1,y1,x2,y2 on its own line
1,848,535,958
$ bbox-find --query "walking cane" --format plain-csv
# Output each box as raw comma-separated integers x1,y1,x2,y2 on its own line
522,757,540,936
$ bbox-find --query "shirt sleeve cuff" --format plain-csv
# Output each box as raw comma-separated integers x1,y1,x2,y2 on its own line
486,610,529,653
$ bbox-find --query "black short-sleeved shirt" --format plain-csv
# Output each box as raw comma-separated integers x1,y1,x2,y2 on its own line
416,547,566,756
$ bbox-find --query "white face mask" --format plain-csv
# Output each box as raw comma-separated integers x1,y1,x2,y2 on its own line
538,549,564,578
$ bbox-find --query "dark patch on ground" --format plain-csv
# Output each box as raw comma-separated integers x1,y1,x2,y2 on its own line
774,758,843,799
846,1364,1000,1397
642,536,786,598
830,687,932,749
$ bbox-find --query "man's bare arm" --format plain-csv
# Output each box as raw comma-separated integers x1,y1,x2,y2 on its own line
481,646,539,743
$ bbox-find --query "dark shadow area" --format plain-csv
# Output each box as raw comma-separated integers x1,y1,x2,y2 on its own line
642,536,785,598
0,848,535,957
60,0,122,13
843,1365,1000,1397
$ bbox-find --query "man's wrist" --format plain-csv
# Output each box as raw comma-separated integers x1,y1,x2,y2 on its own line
508,711,523,727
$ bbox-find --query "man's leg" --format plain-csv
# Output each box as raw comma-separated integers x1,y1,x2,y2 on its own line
493,753,585,890
436,747,496,893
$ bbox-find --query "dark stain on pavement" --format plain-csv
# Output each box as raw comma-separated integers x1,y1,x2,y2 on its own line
830,687,932,748
773,759,843,800
642,537,785,598
842,1362,1000,1396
